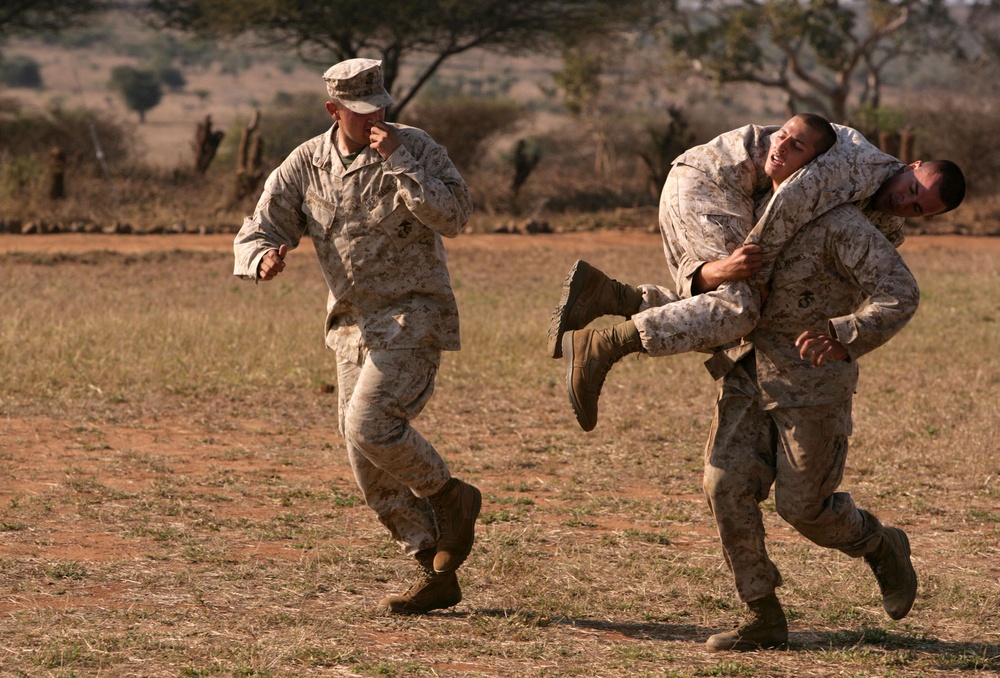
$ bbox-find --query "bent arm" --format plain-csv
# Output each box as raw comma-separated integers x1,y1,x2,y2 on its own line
692,244,763,294
382,129,472,238
233,157,307,280
826,212,920,361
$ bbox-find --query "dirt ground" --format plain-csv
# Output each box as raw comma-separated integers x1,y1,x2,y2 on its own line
2,228,995,562
1,231,998,676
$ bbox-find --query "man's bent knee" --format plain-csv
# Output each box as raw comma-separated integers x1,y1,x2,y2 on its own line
344,408,410,452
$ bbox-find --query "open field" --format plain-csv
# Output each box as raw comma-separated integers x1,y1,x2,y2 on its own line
0,231,998,677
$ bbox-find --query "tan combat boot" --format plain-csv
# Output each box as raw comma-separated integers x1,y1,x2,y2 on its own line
428,477,482,573
378,549,462,614
548,259,644,359
561,319,644,432
706,593,789,652
864,526,917,620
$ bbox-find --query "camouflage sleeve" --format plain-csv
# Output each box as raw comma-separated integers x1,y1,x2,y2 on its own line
863,207,906,247
382,127,473,238
674,254,708,298
233,151,309,280
822,205,920,361
746,125,904,285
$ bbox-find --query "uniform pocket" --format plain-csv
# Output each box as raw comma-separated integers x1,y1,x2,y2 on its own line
771,250,819,287
304,189,337,230
378,204,426,251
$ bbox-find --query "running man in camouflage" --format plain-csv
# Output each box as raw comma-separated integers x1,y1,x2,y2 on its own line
233,59,481,615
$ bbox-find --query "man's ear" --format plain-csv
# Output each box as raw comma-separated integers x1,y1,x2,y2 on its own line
325,101,339,120
905,160,922,172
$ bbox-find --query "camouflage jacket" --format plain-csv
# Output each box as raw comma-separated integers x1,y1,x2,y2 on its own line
233,123,472,352
749,203,919,408
669,124,904,296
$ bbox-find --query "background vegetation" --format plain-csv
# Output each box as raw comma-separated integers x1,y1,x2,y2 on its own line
1,3,999,235
1,3,998,675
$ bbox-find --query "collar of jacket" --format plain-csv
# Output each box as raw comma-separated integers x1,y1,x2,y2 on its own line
313,124,385,176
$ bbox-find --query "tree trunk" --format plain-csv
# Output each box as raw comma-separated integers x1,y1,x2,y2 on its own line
193,115,225,175
49,147,66,200
228,110,264,207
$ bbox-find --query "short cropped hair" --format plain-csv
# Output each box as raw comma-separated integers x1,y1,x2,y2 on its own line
924,159,966,213
796,113,837,156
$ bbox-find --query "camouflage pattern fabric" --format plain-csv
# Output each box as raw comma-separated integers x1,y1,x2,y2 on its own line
633,124,904,357
704,356,884,603
233,122,470,555
746,124,905,285
233,122,472,352
704,209,917,603
750,204,919,408
636,165,762,355
336,336,451,556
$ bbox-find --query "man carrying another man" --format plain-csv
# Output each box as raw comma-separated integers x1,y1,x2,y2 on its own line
548,114,965,648
550,120,964,432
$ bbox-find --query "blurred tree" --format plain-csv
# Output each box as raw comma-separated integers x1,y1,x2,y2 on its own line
0,55,43,88
109,66,163,123
400,96,524,175
663,0,964,123
960,1,1000,86
157,66,187,91
511,138,543,201
638,106,692,198
145,0,654,118
0,0,108,39
552,43,614,176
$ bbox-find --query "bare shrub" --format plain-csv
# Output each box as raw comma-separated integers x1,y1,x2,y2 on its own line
399,96,526,177
247,92,331,170
0,103,136,172
0,55,43,89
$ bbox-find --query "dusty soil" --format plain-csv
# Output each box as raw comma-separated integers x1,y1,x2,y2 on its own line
1,231,997,676
2,229,994,559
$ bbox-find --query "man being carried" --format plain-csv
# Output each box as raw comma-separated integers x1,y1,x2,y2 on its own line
548,117,965,432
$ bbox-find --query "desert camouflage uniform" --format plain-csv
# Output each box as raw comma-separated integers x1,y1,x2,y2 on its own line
632,124,903,356
703,204,919,604
233,122,472,555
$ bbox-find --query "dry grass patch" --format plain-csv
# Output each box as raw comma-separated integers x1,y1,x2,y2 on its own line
0,232,997,676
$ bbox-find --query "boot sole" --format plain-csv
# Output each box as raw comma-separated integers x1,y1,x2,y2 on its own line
706,637,789,652
382,590,463,615
548,259,592,359
562,331,596,431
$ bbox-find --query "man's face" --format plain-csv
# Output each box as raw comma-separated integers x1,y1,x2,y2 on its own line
871,162,947,218
764,117,825,187
326,101,385,152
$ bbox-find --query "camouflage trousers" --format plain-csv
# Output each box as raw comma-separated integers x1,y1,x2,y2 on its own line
633,167,761,357
703,354,883,603
336,342,452,557
633,281,759,357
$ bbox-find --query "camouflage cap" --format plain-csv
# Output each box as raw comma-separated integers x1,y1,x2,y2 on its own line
323,58,394,114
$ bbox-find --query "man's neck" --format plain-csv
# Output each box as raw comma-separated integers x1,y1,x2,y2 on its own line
335,127,367,156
